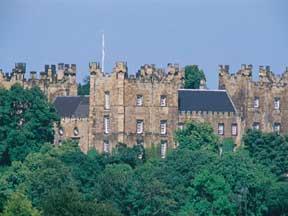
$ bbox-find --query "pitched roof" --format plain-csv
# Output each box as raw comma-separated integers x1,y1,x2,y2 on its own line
178,89,236,113
53,96,89,118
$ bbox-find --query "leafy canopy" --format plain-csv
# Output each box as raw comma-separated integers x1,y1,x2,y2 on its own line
184,65,206,89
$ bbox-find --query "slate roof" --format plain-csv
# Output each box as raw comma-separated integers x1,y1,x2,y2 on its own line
178,89,236,113
53,96,89,118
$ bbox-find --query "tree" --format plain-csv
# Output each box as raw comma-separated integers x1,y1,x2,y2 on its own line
1,191,41,216
78,76,90,95
175,121,219,152
184,65,206,89
243,129,288,176
0,85,58,165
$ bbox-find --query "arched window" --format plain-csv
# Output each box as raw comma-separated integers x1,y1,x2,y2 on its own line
73,127,79,136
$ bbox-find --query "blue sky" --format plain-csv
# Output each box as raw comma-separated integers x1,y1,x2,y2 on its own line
0,0,287,88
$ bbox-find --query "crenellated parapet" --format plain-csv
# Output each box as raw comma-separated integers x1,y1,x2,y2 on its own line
0,63,78,101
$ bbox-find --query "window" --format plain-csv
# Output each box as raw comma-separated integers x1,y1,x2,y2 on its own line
178,123,184,130
58,127,64,136
136,95,143,106
253,122,260,130
73,127,79,136
104,91,110,110
161,140,167,159
160,95,167,107
103,140,109,153
254,96,259,108
136,139,144,159
231,124,238,136
160,120,167,135
218,123,224,135
104,116,110,134
274,97,280,110
136,120,144,134
273,123,281,133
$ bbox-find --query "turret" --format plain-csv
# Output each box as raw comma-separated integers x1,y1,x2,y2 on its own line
57,63,64,80
114,61,127,79
30,71,37,80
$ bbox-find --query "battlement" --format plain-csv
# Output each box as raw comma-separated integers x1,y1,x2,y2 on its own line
0,63,77,83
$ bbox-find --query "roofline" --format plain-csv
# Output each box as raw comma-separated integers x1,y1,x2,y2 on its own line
225,91,238,114
178,88,227,92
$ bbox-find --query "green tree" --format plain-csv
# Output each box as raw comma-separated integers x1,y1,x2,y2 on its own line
1,191,41,216
0,85,58,165
184,65,206,89
243,129,288,176
175,121,219,152
78,76,90,95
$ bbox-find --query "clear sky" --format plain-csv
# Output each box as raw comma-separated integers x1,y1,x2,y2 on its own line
1,0,287,88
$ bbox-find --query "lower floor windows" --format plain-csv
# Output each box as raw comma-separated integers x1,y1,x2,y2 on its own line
103,140,110,153
218,123,224,135
160,140,167,159
231,124,238,136
253,122,260,130
273,123,281,133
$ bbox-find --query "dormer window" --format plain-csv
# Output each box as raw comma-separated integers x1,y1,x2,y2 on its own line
160,95,167,107
136,95,143,106
73,127,79,136
104,91,110,110
254,97,259,108
274,97,280,110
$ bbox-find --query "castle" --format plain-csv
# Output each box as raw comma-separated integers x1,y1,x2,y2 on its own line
2,62,285,157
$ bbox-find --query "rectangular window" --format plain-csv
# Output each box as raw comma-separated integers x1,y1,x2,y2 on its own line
160,120,167,135
160,95,167,107
254,96,259,108
160,140,167,159
136,95,143,106
104,116,110,134
136,120,144,134
103,140,109,153
231,124,238,136
104,91,110,110
274,97,280,110
218,123,224,135
273,123,281,133
178,123,184,130
253,122,260,130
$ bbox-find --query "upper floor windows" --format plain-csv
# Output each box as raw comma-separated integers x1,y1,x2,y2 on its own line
136,120,144,134
231,124,238,136
160,95,167,107
218,123,224,136
104,116,110,134
73,127,79,136
254,96,259,108
136,95,143,106
104,91,110,110
274,97,280,110
160,120,167,135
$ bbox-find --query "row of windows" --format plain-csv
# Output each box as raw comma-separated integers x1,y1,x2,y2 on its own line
252,122,281,132
217,123,238,136
104,91,167,109
103,139,168,159
254,97,280,110
104,116,167,135
58,127,79,136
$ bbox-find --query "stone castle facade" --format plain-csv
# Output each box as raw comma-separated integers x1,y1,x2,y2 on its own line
0,63,78,101
3,61,284,157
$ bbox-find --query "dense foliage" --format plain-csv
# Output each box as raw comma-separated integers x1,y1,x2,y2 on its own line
0,85,288,215
184,65,206,89
77,76,90,95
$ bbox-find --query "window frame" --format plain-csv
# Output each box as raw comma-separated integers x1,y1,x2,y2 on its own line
136,95,143,106
231,123,238,136
104,115,110,134
160,95,167,107
136,120,144,134
218,123,225,136
104,91,110,110
160,120,167,135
